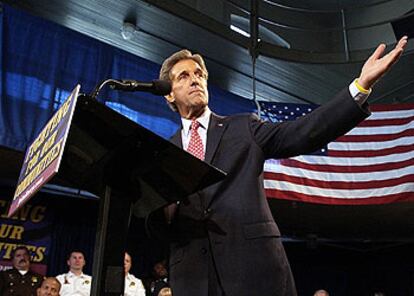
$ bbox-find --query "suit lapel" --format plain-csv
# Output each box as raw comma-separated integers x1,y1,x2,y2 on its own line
205,113,227,164
170,113,227,163
170,128,183,148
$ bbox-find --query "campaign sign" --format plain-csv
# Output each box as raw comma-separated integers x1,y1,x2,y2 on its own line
8,85,81,217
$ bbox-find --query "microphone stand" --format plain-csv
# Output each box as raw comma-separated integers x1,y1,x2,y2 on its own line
89,79,131,100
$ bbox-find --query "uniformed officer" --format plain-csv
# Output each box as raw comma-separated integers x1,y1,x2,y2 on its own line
123,252,145,296
0,246,43,296
56,251,91,296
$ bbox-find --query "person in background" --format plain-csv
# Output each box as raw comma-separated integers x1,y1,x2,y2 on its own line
157,287,172,296
313,289,329,296
0,246,43,296
56,251,91,296
149,260,169,296
37,277,61,296
124,252,146,296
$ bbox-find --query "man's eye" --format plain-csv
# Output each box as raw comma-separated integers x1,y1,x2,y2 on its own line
179,74,188,80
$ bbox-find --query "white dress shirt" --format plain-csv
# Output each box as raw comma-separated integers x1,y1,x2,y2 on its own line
56,271,92,296
124,273,146,296
181,107,211,151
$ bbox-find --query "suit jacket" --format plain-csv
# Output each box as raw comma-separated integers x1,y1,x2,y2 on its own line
0,268,43,296
148,88,370,296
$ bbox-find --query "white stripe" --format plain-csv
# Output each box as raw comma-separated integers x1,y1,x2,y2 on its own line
368,109,414,120
264,163,413,182
328,136,414,151
344,120,414,136
264,180,414,199
265,150,414,167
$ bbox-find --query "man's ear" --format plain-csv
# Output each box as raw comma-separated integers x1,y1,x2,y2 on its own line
165,93,175,103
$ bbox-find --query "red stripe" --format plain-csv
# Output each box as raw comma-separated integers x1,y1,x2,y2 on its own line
264,172,414,190
336,129,414,142
276,158,414,173
370,103,414,112
266,190,414,205
328,144,414,157
357,116,414,127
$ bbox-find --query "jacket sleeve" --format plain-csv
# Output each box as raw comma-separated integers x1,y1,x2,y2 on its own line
0,271,6,294
250,87,370,159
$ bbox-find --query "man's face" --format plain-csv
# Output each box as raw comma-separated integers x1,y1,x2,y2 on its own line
67,252,85,272
37,278,60,296
166,59,209,119
12,249,30,271
154,262,167,278
124,253,132,274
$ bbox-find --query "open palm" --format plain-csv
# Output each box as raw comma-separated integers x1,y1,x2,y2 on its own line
358,36,408,89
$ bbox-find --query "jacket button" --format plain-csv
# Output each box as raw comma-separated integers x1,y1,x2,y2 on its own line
203,208,211,215
201,247,207,254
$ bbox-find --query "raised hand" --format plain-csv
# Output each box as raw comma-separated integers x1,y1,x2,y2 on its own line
358,36,408,90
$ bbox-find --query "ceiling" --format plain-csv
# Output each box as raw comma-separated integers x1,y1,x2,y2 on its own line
3,0,414,247
5,0,414,105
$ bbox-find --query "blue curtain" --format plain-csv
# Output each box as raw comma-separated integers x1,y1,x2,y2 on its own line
0,4,255,152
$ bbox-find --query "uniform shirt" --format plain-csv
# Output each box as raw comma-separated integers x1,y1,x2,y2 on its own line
124,273,145,296
56,271,92,296
0,268,42,296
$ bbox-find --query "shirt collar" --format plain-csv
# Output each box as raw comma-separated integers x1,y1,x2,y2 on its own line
181,107,211,137
68,271,84,278
17,269,29,275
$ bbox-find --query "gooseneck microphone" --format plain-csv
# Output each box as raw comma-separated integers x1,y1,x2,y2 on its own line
89,79,171,99
109,79,171,96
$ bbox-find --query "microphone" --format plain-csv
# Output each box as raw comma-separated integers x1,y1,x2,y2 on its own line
109,79,171,95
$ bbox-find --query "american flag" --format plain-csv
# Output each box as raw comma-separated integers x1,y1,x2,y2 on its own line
260,101,414,205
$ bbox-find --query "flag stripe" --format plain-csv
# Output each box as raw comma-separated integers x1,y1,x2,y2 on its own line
329,137,414,151
266,190,414,205
336,128,414,142
343,121,413,135
274,157,414,173
264,172,414,190
267,162,412,181
357,115,414,127
370,103,414,112
329,144,414,157
264,180,414,199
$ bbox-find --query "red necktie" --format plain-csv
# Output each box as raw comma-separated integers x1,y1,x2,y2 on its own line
187,120,205,160
164,120,205,224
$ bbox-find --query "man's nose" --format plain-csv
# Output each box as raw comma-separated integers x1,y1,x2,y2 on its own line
189,73,200,84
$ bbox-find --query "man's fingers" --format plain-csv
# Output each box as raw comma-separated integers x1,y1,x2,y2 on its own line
370,43,386,61
384,37,407,65
397,36,408,49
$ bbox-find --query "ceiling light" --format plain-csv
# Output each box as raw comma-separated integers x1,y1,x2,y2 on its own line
121,22,137,40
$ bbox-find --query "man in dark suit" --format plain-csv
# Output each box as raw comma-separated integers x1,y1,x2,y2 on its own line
0,246,43,296
150,36,407,296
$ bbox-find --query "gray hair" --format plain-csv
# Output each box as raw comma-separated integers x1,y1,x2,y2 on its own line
159,49,208,112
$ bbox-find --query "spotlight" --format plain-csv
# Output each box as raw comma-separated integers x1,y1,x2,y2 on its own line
121,22,137,40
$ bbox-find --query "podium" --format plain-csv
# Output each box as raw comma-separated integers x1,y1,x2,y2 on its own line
54,94,225,295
